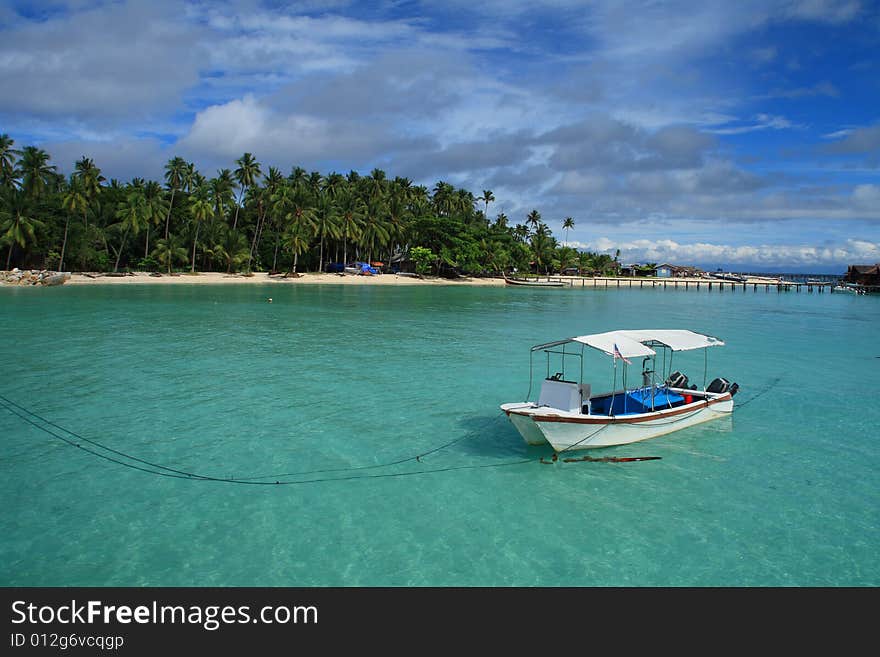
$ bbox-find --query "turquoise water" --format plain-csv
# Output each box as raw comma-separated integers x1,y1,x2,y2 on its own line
1,282,877,586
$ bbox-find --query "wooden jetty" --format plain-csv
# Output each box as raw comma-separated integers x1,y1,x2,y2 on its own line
504,276,839,293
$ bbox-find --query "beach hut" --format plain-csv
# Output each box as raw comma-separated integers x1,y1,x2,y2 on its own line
655,264,674,278
845,264,880,286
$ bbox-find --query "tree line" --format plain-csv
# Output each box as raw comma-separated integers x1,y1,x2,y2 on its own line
0,135,622,277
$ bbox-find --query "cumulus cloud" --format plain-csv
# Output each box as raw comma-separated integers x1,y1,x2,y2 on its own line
539,117,715,172
0,0,203,121
2,0,876,270
175,93,435,174
587,236,879,267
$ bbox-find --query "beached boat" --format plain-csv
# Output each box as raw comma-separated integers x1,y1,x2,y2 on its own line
344,262,380,275
710,271,747,283
504,276,565,287
500,329,738,451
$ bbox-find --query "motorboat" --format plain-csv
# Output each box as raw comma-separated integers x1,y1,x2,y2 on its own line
833,283,867,295
500,329,738,451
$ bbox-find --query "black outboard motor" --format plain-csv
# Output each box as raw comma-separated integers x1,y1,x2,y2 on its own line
707,377,740,396
665,370,689,389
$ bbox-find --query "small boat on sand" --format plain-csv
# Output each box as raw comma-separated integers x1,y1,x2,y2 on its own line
504,276,564,287
500,329,738,451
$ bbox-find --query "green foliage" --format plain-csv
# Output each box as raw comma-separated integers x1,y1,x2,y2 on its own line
137,255,160,272
45,249,60,270
0,145,629,275
410,246,435,275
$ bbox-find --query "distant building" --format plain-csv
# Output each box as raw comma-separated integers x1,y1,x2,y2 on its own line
621,263,702,278
845,264,880,286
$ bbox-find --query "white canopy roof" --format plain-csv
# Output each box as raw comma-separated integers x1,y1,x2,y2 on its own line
533,329,724,358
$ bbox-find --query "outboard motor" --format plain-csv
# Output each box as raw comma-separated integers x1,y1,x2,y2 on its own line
707,377,739,396
665,370,689,389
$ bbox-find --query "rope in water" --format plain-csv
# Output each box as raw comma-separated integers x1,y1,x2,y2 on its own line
1,378,781,482
0,395,532,485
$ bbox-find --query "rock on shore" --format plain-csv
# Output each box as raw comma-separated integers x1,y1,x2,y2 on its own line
1,269,71,286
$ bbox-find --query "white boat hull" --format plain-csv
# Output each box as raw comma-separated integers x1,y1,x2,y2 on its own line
501,392,733,451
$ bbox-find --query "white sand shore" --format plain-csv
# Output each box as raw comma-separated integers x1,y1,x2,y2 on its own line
59,271,508,286
3,270,786,288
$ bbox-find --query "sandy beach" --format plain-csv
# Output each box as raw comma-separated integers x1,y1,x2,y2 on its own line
2,270,787,288
59,271,509,286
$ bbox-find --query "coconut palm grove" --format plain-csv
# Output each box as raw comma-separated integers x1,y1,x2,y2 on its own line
0,136,622,277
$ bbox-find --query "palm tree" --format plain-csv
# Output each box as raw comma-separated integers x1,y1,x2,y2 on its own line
366,168,387,201
361,199,390,263
188,184,213,272
273,181,316,270
557,246,577,273
74,157,105,195
493,212,508,230
73,156,105,228
577,251,593,275
113,188,146,271
211,170,236,224
213,225,250,274
282,223,312,275
248,166,284,271
562,216,575,247
306,171,323,201
337,189,364,266
384,188,411,269
432,181,455,216
163,156,187,240
289,166,308,189
1,190,43,269
232,152,261,232
142,181,169,260
525,210,542,235
323,172,346,200
530,224,556,273
60,175,88,271
313,193,341,273
18,147,57,199
0,134,20,189
152,235,188,274
478,189,494,216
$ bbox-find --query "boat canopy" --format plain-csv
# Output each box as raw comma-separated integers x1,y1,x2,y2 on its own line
532,329,724,358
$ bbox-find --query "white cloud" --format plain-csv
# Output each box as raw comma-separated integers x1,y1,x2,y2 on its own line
586,236,879,267
0,0,202,120
179,95,332,161
708,114,802,135
853,184,880,206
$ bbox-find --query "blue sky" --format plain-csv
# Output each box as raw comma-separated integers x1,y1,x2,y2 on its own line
1,0,878,272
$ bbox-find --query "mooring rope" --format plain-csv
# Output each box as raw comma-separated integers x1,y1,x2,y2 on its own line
730,377,780,410
3,377,781,482
0,394,531,485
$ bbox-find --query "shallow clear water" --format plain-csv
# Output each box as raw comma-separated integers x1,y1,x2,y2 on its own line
1,282,877,586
